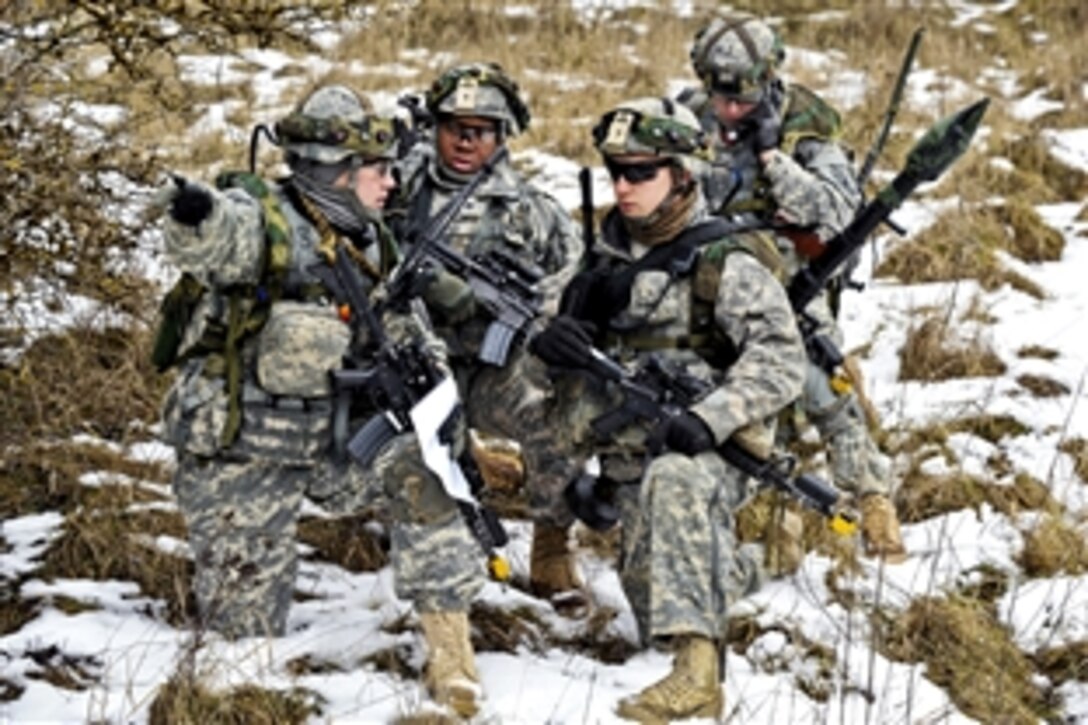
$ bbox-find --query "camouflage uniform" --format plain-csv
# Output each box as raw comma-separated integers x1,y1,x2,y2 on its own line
680,15,891,499
541,98,807,646
157,87,483,639
388,64,583,527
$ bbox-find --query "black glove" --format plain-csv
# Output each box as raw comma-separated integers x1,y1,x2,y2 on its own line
169,178,213,227
747,97,782,154
529,315,596,368
651,411,716,456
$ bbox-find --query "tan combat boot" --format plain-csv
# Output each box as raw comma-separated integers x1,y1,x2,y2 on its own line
529,523,588,618
419,611,481,718
860,493,907,564
616,635,723,724
765,507,805,578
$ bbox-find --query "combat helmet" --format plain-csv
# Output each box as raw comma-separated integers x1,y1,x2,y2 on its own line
691,15,785,103
592,96,710,172
275,85,398,165
425,62,531,136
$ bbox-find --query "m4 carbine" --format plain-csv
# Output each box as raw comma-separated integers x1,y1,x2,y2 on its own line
313,241,511,581
384,145,544,366
566,348,858,536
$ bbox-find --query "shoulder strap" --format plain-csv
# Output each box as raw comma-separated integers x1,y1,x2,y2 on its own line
215,171,293,296
780,84,843,155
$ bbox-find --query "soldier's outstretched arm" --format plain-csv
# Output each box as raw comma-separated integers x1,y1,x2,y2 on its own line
159,177,267,288
690,253,807,443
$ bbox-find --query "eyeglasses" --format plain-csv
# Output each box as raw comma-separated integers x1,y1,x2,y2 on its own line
438,117,499,144
604,157,672,184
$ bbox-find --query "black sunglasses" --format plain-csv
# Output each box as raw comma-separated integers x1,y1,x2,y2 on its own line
604,157,673,184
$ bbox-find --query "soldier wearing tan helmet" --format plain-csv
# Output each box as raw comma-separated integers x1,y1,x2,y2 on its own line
387,62,587,622
156,88,489,713
681,14,907,565
530,96,807,722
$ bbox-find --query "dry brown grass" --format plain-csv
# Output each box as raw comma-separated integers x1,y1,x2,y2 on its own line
1016,373,1070,398
37,484,194,625
1059,437,1088,485
898,317,1006,382
896,465,1058,524
877,202,1059,298
148,675,319,725
1033,641,1088,687
0,327,170,449
1018,516,1088,577
297,513,388,572
1016,345,1059,361
0,442,167,519
878,595,1051,723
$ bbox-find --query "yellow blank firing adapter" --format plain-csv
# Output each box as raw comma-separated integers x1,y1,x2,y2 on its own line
488,554,511,582
829,509,859,537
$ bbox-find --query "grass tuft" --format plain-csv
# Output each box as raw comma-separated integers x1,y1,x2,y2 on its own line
37,485,193,625
877,595,1051,723
1057,438,1088,484
1016,373,1070,398
1032,641,1088,687
1018,516,1088,577
148,675,319,725
297,514,388,572
469,602,547,655
898,317,1006,382
1016,345,1059,361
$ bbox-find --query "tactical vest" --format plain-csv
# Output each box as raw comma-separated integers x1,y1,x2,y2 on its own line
151,173,397,446
721,83,843,220
598,225,785,370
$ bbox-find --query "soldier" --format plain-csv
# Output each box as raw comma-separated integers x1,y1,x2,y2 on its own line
387,62,587,614
679,13,907,562
530,97,807,722
156,85,486,716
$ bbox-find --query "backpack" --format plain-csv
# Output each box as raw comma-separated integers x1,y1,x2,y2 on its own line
151,172,293,445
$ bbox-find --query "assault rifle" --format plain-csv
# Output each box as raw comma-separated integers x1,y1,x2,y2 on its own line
313,242,510,580
384,145,544,366
791,98,990,375
564,348,858,535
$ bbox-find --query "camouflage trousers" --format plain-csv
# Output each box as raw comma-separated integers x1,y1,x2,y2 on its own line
174,454,304,639
308,434,486,613
800,360,890,497
459,348,577,528
616,451,762,645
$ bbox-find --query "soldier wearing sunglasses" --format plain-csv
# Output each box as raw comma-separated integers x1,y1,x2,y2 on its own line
530,97,807,722
386,63,588,621
679,14,907,564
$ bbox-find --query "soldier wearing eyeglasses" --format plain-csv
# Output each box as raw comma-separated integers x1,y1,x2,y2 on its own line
387,63,587,619
530,97,807,722
679,14,907,564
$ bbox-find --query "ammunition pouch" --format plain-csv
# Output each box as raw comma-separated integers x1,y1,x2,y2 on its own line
162,360,332,465
255,301,350,398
